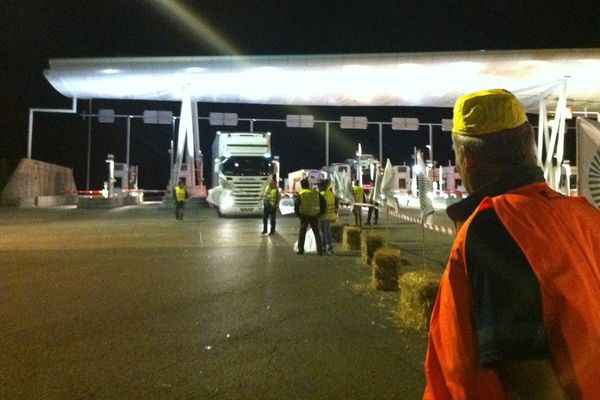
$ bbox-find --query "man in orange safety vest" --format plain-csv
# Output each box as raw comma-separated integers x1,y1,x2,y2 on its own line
424,89,600,399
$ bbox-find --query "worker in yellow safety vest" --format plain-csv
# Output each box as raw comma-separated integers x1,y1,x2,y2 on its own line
366,166,383,225
261,178,281,235
319,179,338,254
352,180,364,227
173,180,189,221
294,178,325,255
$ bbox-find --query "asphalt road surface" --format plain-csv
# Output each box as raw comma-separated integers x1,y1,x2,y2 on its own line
0,203,454,399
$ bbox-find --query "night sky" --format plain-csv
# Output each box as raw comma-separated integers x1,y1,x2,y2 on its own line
1,1,598,190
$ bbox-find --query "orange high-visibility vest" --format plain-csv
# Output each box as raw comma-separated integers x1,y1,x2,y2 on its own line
424,183,600,399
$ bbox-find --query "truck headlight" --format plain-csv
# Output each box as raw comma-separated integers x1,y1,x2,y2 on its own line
221,194,234,210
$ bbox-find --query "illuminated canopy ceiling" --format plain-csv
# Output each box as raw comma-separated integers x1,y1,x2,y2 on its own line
44,48,600,112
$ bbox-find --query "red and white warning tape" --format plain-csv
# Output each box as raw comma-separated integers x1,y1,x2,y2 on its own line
384,208,455,236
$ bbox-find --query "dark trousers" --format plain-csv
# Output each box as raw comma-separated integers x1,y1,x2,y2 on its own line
175,200,185,220
298,215,323,254
367,202,378,224
262,206,276,233
353,205,362,227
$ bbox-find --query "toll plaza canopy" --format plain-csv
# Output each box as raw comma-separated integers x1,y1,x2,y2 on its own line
44,48,600,113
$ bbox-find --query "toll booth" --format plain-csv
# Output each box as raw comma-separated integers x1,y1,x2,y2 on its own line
114,163,139,192
394,165,412,192
441,165,461,192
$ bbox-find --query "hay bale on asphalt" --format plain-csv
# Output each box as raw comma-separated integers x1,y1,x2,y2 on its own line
360,231,384,264
372,248,401,291
342,226,361,250
331,223,345,243
397,270,442,331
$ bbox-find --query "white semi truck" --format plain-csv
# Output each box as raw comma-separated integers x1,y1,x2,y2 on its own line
208,131,278,217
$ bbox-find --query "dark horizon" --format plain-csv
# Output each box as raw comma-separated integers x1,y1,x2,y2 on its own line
1,1,595,189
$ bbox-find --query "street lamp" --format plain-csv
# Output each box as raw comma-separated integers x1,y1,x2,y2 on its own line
425,144,432,165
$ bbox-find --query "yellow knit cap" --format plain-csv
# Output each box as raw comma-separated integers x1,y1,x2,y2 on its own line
452,89,528,136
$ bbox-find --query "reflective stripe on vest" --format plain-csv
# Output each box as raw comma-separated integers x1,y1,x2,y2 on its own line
299,188,320,216
320,190,337,221
424,183,600,399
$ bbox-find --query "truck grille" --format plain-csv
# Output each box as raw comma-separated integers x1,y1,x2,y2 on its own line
230,179,265,207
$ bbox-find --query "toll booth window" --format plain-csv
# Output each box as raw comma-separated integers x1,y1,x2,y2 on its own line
222,157,272,176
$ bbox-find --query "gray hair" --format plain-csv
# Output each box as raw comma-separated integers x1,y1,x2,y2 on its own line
452,122,538,172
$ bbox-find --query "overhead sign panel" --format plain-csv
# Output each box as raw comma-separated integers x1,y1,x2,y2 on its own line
340,116,368,129
441,118,454,132
209,112,238,126
286,114,315,128
98,109,115,123
143,110,174,124
158,111,173,124
392,117,420,131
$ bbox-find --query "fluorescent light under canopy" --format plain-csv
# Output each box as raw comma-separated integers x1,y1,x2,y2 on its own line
44,49,600,112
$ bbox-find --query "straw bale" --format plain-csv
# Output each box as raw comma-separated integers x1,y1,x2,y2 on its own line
371,248,401,291
342,226,362,250
396,270,442,331
331,223,345,243
360,231,384,264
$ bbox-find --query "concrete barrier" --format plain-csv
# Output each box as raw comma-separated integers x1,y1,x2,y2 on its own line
1,158,77,206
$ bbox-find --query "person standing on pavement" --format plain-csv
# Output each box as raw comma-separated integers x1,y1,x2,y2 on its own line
262,178,281,235
366,166,383,225
423,88,600,399
352,180,364,227
319,179,338,254
174,180,189,221
294,178,325,255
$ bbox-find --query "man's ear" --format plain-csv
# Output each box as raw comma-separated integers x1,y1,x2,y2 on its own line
462,147,477,174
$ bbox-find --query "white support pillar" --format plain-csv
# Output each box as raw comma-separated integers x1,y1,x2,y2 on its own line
428,124,433,164
325,121,330,167
378,123,383,163
543,79,568,190
86,99,92,191
191,101,204,189
174,91,195,187
536,98,547,165
124,116,131,191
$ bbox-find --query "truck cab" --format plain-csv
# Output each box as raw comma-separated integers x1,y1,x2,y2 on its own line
209,132,279,217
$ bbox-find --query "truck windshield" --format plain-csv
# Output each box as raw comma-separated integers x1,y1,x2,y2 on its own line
221,156,272,176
